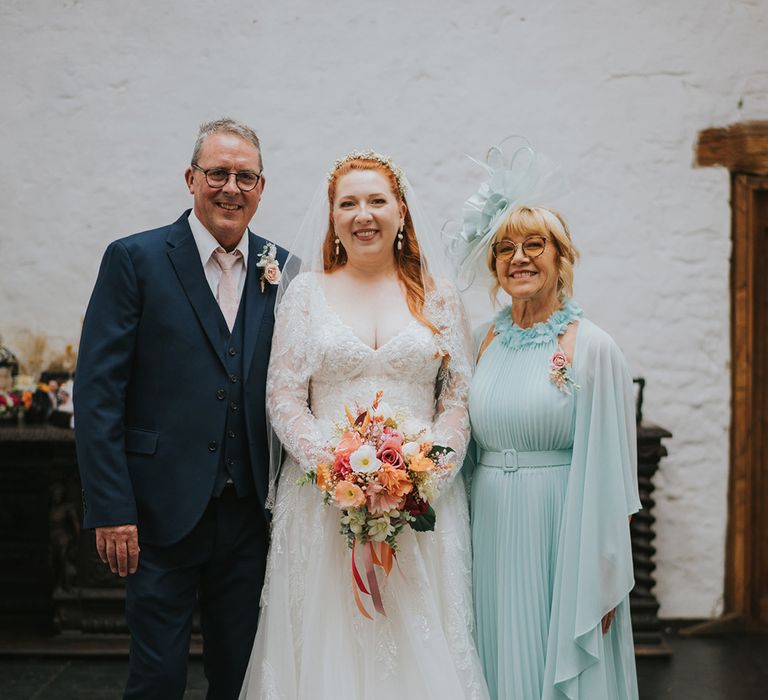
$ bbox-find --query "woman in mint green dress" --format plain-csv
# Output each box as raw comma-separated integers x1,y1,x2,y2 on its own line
461,198,640,699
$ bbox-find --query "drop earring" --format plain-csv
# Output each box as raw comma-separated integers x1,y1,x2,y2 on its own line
335,237,340,257
397,227,404,251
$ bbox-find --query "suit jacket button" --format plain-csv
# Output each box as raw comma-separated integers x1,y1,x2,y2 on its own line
227,430,236,439
216,389,226,400
230,401,239,412
229,374,239,383
208,441,218,452
228,347,237,356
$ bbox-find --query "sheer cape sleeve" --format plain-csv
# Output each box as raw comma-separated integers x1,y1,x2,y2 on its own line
427,280,475,495
542,318,641,699
266,273,327,476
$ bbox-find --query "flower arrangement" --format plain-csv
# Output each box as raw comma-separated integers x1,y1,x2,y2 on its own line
0,390,23,423
300,391,454,618
549,350,580,395
256,243,281,292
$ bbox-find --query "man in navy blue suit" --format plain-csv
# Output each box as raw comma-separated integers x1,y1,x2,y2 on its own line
75,118,288,699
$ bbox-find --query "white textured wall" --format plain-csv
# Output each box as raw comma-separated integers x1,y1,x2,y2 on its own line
2,0,766,618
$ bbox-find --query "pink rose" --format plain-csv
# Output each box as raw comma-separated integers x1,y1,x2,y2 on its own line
263,262,281,284
377,446,405,469
551,352,567,369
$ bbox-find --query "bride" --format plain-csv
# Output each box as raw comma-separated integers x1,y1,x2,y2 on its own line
239,152,489,699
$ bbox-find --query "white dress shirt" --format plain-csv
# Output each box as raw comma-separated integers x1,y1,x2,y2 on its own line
188,209,249,304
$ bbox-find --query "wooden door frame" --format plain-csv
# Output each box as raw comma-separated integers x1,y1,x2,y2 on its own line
696,121,768,623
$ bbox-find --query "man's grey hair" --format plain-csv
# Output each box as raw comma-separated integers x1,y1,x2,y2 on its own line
191,118,263,169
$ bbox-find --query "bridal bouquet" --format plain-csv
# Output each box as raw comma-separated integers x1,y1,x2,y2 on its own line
300,390,454,618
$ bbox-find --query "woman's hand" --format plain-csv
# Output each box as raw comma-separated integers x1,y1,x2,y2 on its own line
601,608,616,635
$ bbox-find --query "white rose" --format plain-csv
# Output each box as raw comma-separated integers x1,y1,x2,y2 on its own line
349,445,382,474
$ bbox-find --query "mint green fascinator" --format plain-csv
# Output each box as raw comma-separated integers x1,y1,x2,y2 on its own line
447,136,568,290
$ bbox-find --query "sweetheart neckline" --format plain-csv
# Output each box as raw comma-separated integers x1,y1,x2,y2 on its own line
316,281,424,353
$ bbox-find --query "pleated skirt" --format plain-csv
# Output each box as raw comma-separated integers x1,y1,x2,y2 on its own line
471,463,569,700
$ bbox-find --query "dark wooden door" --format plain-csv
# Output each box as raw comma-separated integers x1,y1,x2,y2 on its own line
728,174,768,626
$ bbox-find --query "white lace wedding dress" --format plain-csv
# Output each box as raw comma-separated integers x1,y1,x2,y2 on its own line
239,272,489,700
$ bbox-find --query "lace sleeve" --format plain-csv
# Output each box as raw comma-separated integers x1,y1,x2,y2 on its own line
266,274,327,474
428,280,475,493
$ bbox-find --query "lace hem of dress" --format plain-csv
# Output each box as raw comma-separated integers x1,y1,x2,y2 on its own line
494,298,583,349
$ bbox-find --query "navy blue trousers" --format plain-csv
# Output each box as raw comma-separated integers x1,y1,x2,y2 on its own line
124,486,268,700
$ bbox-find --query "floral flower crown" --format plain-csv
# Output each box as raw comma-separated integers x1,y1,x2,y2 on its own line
328,150,407,198
445,136,568,289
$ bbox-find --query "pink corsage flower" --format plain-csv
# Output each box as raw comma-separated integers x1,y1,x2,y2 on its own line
549,351,580,395
256,242,281,293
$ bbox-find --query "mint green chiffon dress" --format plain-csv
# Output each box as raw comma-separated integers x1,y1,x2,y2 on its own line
469,300,640,700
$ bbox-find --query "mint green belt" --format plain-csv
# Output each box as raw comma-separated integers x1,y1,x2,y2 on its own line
478,448,573,473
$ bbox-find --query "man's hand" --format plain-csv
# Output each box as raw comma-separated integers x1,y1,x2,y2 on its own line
95,524,140,577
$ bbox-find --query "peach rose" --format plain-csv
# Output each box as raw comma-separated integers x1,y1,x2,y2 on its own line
263,261,281,285
335,480,366,508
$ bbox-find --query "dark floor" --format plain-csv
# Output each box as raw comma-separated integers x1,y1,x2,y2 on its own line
0,632,767,699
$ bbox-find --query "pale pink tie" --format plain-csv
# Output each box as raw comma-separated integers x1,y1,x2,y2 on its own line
212,248,242,332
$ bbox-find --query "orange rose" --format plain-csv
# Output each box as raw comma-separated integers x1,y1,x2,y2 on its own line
335,480,366,508
408,454,435,473
377,467,413,498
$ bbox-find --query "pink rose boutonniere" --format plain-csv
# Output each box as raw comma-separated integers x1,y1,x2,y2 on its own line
256,243,281,293
549,351,580,395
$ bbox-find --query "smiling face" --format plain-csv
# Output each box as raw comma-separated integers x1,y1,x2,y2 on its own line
331,169,406,267
184,131,265,248
495,232,560,304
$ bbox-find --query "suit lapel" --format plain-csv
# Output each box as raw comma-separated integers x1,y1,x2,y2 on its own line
242,232,269,381
166,212,229,371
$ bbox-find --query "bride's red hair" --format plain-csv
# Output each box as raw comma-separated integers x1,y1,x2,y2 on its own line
324,158,438,334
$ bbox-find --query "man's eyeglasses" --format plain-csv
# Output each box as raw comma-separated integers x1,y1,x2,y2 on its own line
191,163,263,192
492,236,548,262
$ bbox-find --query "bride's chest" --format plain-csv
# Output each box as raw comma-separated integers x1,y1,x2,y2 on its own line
308,299,443,382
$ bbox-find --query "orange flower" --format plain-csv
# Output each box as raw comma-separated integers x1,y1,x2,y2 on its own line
22,391,33,410
336,431,363,457
377,467,413,498
335,480,366,508
409,454,435,473
367,482,405,515
316,463,332,492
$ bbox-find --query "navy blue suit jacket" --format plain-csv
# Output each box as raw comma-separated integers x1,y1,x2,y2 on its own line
74,210,288,546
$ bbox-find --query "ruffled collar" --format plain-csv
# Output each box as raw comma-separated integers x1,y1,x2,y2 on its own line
494,298,583,349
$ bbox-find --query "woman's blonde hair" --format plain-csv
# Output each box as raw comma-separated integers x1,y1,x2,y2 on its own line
487,206,579,303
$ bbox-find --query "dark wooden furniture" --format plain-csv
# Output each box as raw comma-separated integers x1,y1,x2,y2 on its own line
631,423,672,656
